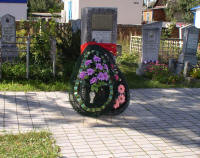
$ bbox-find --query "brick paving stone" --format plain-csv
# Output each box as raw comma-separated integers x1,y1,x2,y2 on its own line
96,154,113,158
135,156,150,158
1,89,200,158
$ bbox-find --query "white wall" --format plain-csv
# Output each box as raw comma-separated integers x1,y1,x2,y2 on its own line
64,0,69,22
195,9,200,29
78,0,142,25
64,0,79,22
72,0,79,20
0,3,27,20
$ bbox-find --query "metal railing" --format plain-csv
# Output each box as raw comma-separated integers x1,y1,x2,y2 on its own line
0,36,56,79
130,35,184,63
159,38,183,63
130,36,142,54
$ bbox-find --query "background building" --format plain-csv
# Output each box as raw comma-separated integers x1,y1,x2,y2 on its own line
62,0,143,25
143,0,167,23
0,0,27,20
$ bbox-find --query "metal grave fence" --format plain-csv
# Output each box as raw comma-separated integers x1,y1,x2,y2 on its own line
0,36,56,79
130,35,184,63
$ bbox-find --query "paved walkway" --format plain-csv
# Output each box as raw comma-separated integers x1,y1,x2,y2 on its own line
0,89,200,158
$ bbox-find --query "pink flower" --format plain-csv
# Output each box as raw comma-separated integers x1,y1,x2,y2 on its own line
156,60,159,65
113,99,120,109
118,94,125,104
111,64,114,69
115,74,119,81
118,84,125,94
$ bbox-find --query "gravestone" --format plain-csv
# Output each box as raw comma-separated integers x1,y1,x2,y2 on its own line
1,14,18,61
81,7,117,44
176,25,199,74
136,22,162,75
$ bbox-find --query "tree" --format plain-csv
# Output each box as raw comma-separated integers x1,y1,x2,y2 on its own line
28,0,64,13
166,0,200,23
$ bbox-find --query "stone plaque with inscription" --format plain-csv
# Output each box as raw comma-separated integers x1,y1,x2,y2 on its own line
92,31,112,43
92,14,113,31
1,14,18,61
186,33,199,52
141,22,162,62
81,7,117,44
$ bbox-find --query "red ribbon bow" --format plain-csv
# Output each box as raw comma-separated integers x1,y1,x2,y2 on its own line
81,42,117,56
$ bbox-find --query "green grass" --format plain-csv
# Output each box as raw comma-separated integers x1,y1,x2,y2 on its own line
0,64,200,91
119,64,200,89
0,131,61,158
0,80,70,91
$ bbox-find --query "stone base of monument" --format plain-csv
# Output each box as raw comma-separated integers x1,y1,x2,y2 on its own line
176,63,184,74
178,53,197,67
183,61,192,77
176,53,197,75
168,58,177,73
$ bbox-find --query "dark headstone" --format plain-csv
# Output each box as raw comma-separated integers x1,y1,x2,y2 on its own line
81,7,117,44
176,25,199,74
169,58,176,73
71,19,81,32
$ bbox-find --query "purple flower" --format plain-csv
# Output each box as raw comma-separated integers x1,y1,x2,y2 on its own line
93,55,101,62
103,72,109,81
104,64,108,70
87,68,94,76
96,63,103,70
97,72,105,81
90,77,97,84
85,60,92,66
79,71,86,79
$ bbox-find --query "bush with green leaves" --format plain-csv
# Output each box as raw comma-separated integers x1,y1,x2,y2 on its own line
1,62,54,82
2,63,26,80
3,19,81,81
117,52,139,65
30,33,51,65
190,66,200,79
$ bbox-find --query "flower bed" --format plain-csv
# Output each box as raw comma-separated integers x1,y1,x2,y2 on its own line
143,60,184,84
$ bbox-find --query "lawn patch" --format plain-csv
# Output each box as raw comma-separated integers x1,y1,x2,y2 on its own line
0,131,61,158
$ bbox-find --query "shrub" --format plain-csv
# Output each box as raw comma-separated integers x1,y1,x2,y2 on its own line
2,20,80,81
191,66,200,79
117,52,139,65
1,62,54,81
2,62,26,80
30,33,51,65
29,64,54,81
